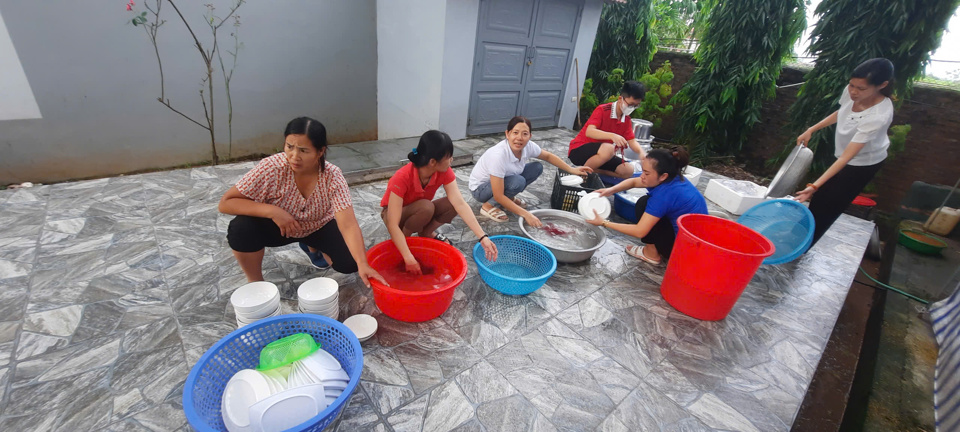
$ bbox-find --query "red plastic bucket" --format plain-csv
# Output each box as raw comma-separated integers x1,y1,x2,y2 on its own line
365,237,467,322
661,214,775,320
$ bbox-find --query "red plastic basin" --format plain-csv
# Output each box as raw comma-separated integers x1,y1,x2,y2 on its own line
366,237,467,322
661,214,775,321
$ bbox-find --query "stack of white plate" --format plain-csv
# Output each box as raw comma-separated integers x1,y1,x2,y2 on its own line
290,349,350,407
578,191,612,220
297,278,339,319
231,282,282,327
343,314,377,342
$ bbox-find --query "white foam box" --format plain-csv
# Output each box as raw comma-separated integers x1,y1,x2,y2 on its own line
704,179,767,215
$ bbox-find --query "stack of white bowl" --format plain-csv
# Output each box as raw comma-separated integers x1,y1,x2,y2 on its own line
297,278,339,319
231,281,282,327
220,349,350,432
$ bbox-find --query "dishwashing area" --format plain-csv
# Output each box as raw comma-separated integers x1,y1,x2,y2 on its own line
0,128,874,431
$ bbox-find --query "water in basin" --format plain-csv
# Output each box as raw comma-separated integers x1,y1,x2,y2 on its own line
526,217,601,251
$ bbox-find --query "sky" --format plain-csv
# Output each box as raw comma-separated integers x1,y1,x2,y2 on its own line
795,0,960,80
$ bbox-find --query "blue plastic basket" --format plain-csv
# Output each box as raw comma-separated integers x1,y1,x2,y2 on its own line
473,235,557,295
737,199,815,265
183,314,363,432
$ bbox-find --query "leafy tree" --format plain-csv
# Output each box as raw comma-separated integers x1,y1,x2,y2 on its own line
580,63,676,128
586,0,656,99
781,0,960,171
649,0,699,50
673,0,806,163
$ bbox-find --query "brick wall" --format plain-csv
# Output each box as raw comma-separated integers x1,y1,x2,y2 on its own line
649,51,960,212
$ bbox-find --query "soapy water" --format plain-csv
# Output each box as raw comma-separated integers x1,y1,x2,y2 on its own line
717,179,766,197
526,218,601,251
379,263,454,292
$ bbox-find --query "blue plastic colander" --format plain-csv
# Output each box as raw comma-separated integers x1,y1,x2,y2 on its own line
737,199,815,265
183,314,363,432
473,235,557,295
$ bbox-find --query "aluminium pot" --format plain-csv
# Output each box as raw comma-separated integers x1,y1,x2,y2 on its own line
632,119,653,140
765,145,813,198
518,209,606,263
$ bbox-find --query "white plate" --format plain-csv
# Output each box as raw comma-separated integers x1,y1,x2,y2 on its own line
578,192,611,220
298,278,339,303
321,379,349,391
560,175,584,187
248,384,327,432
343,315,377,341
259,368,288,390
221,369,274,431
231,282,280,314
307,349,345,371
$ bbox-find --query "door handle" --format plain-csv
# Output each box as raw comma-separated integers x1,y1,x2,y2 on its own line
525,46,537,66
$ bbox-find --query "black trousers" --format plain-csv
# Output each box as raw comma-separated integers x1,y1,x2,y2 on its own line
634,195,677,259
808,160,884,247
226,215,358,274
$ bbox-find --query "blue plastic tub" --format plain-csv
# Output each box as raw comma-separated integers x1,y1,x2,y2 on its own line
183,314,363,432
614,192,640,223
599,171,641,186
737,199,815,265
473,235,557,295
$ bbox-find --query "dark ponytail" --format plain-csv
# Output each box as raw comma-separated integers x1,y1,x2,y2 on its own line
284,117,328,172
851,58,895,98
408,130,454,167
645,146,690,181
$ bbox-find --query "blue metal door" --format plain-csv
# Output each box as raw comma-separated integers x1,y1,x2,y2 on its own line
468,0,583,135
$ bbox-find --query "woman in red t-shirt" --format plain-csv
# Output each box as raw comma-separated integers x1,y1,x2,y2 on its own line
381,130,498,274
219,117,386,287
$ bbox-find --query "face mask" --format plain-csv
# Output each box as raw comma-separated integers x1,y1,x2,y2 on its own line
620,101,636,118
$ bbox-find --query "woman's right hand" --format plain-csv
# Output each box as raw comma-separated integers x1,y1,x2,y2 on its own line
796,129,813,147
404,256,423,275
270,207,301,237
595,188,612,198
523,212,543,228
610,134,628,148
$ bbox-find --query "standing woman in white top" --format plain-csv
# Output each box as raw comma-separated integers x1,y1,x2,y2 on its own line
794,58,896,246
469,116,592,227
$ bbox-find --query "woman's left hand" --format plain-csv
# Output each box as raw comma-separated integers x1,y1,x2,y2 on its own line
794,186,815,203
586,210,605,227
480,237,498,262
570,166,593,176
357,264,388,288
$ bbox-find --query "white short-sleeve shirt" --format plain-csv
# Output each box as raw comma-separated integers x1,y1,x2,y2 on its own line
469,139,543,191
835,87,894,166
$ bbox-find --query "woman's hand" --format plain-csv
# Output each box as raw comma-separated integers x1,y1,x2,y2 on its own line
270,207,301,237
523,212,543,228
594,188,612,198
611,134,628,148
568,166,593,176
480,237,498,262
794,186,816,203
586,210,605,226
357,263,388,288
403,256,423,275
796,129,813,147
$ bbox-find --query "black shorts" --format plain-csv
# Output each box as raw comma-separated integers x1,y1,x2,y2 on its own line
568,142,624,172
634,195,677,259
226,215,358,274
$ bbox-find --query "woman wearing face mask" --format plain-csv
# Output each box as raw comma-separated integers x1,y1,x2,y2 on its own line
381,130,498,275
586,146,707,265
219,117,386,287
469,116,592,226
794,58,896,246
567,81,648,179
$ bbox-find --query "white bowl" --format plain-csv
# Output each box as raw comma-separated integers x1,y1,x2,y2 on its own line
237,304,282,322
298,294,338,309
221,370,274,431
298,278,338,304
231,282,280,314
578,192,611,220
343,315,377,342
247,384,327,432
236,300,282,320
300,301,339,315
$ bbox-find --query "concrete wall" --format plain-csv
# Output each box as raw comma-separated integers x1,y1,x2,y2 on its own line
438,0,481,141
558,0,603,130
0,1,378,185
376,0,447,140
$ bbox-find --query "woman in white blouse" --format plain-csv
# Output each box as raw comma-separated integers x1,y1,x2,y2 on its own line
794,58,896,246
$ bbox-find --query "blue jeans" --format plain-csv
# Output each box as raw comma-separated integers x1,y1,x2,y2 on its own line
471,162,543,205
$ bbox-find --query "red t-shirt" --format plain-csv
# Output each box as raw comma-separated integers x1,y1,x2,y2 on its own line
380,162,457,207
568,103,636,153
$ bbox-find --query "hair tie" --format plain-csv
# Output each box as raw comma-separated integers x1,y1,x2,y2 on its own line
412,148,418,155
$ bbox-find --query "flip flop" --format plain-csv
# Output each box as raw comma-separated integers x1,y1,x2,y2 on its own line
298,242,331,269
480,206,509,222
626,245,661,265
432,233,453,246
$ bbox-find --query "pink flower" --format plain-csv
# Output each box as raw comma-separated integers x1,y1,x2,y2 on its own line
126,4,132,10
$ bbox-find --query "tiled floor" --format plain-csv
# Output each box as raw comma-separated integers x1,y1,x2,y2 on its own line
0,128,873,431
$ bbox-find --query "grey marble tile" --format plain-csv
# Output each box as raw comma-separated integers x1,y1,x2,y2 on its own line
110,345,186,394
0,277,29,321
131,401,187,431
361,349,411,386
121,317,181,353
22,305,82,337
387,393,428,432
38,336,121,382
422,380,476,432
393,343,444,394
53,385,114,431
16,332,69,360
456,360,518,405
335,390,382,432
476,393,544,432
113,388,151,421
5,367,110,416
0,412,60,432
362,380,416,415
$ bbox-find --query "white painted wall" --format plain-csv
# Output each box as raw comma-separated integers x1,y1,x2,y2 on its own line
438,0,481,140
0,9,40,120
558,0,603,129
376,0,448,140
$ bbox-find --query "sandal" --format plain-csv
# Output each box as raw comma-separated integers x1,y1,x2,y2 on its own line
480,206,509,222
432,233,453,246
298,242,331,269
626,245,661,265
513,196,528,209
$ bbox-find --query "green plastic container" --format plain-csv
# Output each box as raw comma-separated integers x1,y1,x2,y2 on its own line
256,333,321,371
898,229,947,255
